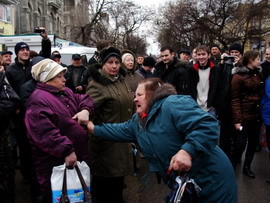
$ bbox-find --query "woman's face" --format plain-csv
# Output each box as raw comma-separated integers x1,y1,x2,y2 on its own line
123,55,134,70
134,83,148,116
249,56,261,69
45,71,66,91
103,57,121,76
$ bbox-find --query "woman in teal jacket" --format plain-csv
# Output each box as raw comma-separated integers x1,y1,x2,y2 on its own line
86,78,237,202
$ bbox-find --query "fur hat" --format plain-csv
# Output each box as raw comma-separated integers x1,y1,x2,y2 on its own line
100,47,121,64
31,59,67,83
229,43,243,54
15,42,30,55
143,56,156,67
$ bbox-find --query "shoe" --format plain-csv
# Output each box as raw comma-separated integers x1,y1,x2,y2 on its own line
243,166,255,178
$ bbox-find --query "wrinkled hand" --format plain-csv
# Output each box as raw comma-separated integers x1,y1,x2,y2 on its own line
86,120,95,133
65,152,77,169
72,109,89,125
76,86,83,91
169,149,192,173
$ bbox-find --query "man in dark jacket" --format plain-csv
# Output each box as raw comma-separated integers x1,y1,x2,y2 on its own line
188,45,220,118
0,71,20,203
153,46,190,95
218,43,243,163
50,51,67,67
136,56,156,79
65,54,87,94
209,44,222,65
261,47,270,81
88,40,110,65
4,29,51,202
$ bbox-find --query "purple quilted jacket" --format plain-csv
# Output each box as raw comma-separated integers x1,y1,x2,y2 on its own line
25,82,94,196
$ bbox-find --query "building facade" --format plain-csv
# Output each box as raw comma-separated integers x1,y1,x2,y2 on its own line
0,0,18,36
15,0,90,41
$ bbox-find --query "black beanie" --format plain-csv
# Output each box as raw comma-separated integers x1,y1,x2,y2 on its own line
15,42,30,55
143,56,156,67
100,47,121,64
229,43,243,54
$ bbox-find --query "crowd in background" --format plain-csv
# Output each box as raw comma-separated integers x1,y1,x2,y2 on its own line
0,26,270,203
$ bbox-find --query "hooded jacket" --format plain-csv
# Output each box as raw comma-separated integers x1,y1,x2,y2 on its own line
86,63,134,177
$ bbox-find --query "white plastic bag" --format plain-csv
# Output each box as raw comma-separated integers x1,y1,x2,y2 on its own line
51,161,91,203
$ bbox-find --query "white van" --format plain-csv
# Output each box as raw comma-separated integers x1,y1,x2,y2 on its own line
52,46,96,65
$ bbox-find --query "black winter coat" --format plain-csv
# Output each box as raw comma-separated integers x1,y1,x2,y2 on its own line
64,65,87,94
153,58,190,95
0,72,20,132
5,38,51,96
261,60,270,81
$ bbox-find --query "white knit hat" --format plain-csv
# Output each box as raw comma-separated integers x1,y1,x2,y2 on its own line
31,59,67,83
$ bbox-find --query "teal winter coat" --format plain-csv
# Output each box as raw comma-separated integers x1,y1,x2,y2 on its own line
94,95,237,203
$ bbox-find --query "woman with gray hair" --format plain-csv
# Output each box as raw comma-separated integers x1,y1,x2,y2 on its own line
24,59,94,202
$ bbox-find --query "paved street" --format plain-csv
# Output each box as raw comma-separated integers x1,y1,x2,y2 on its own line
15,149,270,203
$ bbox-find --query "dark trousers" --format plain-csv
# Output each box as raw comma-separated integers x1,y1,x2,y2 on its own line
219,115,235,163
91,175,125,203
0,157,15,203
231,120,261,169
265,125,270,151
12,113,42,200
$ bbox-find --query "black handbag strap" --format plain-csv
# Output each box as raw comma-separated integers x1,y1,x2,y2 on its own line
60,165,92,203
60,168,70,203
75,165,92,201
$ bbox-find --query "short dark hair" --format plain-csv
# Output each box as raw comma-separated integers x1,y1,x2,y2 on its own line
96,40,110,51
160,45,174,53
242,50,260,67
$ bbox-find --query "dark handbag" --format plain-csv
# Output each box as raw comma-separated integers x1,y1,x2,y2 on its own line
165,174,201,203
60,165,92,203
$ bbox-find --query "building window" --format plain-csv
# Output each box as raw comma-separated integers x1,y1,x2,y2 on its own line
0,4,12,23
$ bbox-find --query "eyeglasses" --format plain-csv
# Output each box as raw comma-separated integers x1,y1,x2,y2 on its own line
73,58,81,61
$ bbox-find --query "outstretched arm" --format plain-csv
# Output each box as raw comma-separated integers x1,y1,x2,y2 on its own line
86,119,137,143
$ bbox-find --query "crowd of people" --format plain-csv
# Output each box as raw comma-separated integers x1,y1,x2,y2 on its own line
0,26,270,203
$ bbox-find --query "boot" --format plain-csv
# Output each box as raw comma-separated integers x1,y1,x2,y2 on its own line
243,166,255,178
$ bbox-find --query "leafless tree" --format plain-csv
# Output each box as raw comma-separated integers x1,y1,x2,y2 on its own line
69,0,153,55
156,0,270,51
106,0,154,54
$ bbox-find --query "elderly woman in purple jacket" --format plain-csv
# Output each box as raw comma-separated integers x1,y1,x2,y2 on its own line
24,59,94,202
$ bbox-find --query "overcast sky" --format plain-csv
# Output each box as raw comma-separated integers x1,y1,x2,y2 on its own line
133,0,166,7
132,0,170,55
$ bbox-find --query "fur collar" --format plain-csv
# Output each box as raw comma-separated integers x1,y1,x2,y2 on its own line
231,66,262,75
88,63,127,86
149,83,177,109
